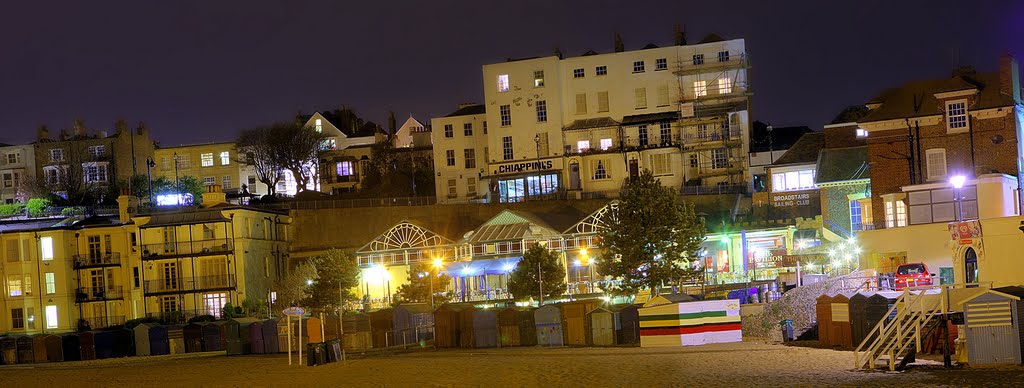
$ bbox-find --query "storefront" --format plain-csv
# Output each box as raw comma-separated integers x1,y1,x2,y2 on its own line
489,158,563,203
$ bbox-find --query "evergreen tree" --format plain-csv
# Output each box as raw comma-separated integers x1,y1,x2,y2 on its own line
396,262,452,305
508,243,567,302
596,169,706,296
302,249,360,313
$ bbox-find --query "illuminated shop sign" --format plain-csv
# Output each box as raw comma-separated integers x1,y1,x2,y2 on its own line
493,158,560,175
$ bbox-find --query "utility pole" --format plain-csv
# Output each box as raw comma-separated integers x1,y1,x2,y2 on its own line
538,261,543,306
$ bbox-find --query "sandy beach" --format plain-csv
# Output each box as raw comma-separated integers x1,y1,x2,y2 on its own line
2,341,1022,387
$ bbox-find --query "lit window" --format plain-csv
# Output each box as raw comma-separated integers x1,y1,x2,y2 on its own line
593,160,608,180
655,58,668,70
88,145,106,158
534,70,544,87
718,77,732,94
634,88,647,109
692,54,704,65
660,122,672,145
446,150,455,166
770,169,817,192
596,66,607,76
502,136,514,160
45,305,58,329
45,273,55,294
336,161,354,176
946,100,968,132
600,138,613,150
467,177,477,196
718,50,730,62
222,176,231,189
850,200,863,232
40,236,53,261
444,124,453,138
220,151,230,165
896,200,907,227
499,105,511,126
856,128,868,138
447,179,457,197
693,81,708,97
497,74,509,92
573,68,584,78
652,153,671,175
314,119,322,132
536,100,548,122
7,275,21,296
633,61,645,73
83,162,108,183
201,153,214,167
577,140,591,152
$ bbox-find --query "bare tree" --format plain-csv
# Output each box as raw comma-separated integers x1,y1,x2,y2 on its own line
236,127,284,196
273,123,326,193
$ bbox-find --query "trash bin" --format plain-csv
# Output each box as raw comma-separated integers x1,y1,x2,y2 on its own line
325,339,341,363
306,342,326,366
780,320,794,342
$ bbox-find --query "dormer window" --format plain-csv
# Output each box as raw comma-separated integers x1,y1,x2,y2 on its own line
946,99,968,133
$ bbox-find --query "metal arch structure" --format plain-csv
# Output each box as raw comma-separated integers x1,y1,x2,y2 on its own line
362,221,453,253
569,201,619,235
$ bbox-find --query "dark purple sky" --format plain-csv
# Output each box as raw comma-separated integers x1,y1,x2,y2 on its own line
1,1,1019,146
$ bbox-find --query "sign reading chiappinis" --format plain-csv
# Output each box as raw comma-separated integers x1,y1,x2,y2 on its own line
492,158,561,176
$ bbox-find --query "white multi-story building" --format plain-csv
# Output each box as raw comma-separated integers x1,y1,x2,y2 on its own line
435,36,751,204
431,104,489,202
0,144,35,204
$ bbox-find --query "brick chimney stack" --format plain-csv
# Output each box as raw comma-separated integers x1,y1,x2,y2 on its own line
999,53,1021,102
202,184,227,207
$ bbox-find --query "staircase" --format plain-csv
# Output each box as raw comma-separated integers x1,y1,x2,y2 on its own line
854,287,947,371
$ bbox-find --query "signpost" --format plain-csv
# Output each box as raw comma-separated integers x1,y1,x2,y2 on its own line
283,307,306,366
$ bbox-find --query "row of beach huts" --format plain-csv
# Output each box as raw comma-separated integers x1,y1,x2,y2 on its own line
0,295,743,365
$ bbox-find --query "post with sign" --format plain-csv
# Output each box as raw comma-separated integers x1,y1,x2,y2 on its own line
283,306,306,366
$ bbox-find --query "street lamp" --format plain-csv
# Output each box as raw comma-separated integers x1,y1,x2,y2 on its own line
950,175,967,221
430,257,444,308
172,152,181,205
146,157,156,205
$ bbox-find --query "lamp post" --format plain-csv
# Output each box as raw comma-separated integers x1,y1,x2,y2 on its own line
431,257,443,309
950,175,966,221
172,152,180,205
146,157,156,205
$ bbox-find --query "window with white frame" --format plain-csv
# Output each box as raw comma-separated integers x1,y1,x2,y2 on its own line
856,128,868,138
638,125,648,146
444,124,453,138
201,153,214,167
336,161,354,176
696,123,709,139
7,275,21,296
203,176,215,186
45,305,57,329
850,200,863,232
652,153,671,175
718,77,732,94
770,169,816,192
6,152,20,164
597,91,609,112
925,148,947,181
533,70,544,87
45,272,55,294
573,68,584,78
536,100,548,122
2,173,13,188
502,136,513,160
463,123,473,136
464,149,476,168
718,50,730,62
467,177,477,196
499,105,511,126
689,154,698,168
222,175,231,189
633,60,645,73
88,145,105,158
595,66,607,76
176,154,191,168
655,58,668,70
693,81,708,97
660,122,671,144
896,200,907,227
220,151,230,165
946,100,968,132
692,54,704,65
884,196,908,228
592,160,608,180
497,74,509,92
11,308,24,329
447,179,457,197
49,148,64,162
575,93,587,115
83,162,108,183
314,119,322,132
577,140,590,152
634,88,647,109
600,138,613,150
40,237,53,260
712,148,728,169
445,149,455,166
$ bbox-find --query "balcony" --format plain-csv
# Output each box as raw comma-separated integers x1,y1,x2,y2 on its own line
681,129,743,150
141,238,232,260
73,252,122,269
76,286,125,303
143,275,236,296
328,174,359,184
673,52,748,76
78,315,126,330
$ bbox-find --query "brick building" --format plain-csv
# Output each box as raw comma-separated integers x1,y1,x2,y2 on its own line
858,55,1023,229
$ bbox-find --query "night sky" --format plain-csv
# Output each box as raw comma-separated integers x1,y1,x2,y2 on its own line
1,1,1020,146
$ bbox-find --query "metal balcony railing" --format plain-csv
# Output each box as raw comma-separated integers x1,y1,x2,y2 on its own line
78,315,126,330
73,252,122,269
76,286,124,302
141,238,232,259
143,275,236,295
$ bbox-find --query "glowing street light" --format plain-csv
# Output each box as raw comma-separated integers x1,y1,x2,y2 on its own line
950,175,967,189
950,175,967,221
306,279,314,286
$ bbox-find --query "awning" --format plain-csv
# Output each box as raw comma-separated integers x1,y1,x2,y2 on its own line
140,210,229,228
443,257,522,277
621,111,679,126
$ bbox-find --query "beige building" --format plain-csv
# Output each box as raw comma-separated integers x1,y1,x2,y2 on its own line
431,104,489,202
0,144,35,204
435,36,751,204
153,142,254,198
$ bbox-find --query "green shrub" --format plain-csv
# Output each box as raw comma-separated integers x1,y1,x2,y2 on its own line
188,314,217,323
0,203,24,216
26,198,50,217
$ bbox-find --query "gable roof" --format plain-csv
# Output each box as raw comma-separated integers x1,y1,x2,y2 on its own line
444,104,486,117
859,72,1015,123
771,132,824,166
465,210,561,243
816,146,870,184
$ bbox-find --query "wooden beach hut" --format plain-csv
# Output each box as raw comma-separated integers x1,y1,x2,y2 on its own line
148,325,170,356
518,308,537,346
134,322,155,356
44,334,63,362
203,322,223,351
79,331,97,360
113,329,134,357
94,331,116,359
32,334,48,363
434,304,471,348
472,308,498,348
587,306,620,346
617,304,642,345
458,305,478,348
498,307,522,347
225,317,261,355
167,325,186,355
61,333,80,361
1,336,17,364
262,319,280,354
184,322,205,353
393,304,434,346
963,286,1024,365
638,298,742,347
342,312,372,351
535,305,564,346
250,321,266,354
560,300,601,346
369,309,394,348
815,294,833,345
829,293,853,347
16,336,34,363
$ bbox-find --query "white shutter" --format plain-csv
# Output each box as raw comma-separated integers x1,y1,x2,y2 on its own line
926,149,947,181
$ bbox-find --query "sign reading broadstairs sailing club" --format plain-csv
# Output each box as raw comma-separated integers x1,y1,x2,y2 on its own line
491,158,562,176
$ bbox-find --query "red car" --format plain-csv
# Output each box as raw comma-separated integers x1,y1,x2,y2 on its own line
895,262,932,290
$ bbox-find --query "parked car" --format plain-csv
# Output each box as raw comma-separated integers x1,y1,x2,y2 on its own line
895,262,932,290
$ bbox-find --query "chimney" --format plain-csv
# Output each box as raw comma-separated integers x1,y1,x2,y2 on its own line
202,184,227,207
115,119,128,134
73,119,86,137
60,129,70,140
553,47,563,60
613,33,624,52
999,53,1021,102
136,121,148,136
37,125,50,141
117,187,137,224
674,24,687,46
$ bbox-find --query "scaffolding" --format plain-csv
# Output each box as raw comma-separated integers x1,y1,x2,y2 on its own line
675,48,752,189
